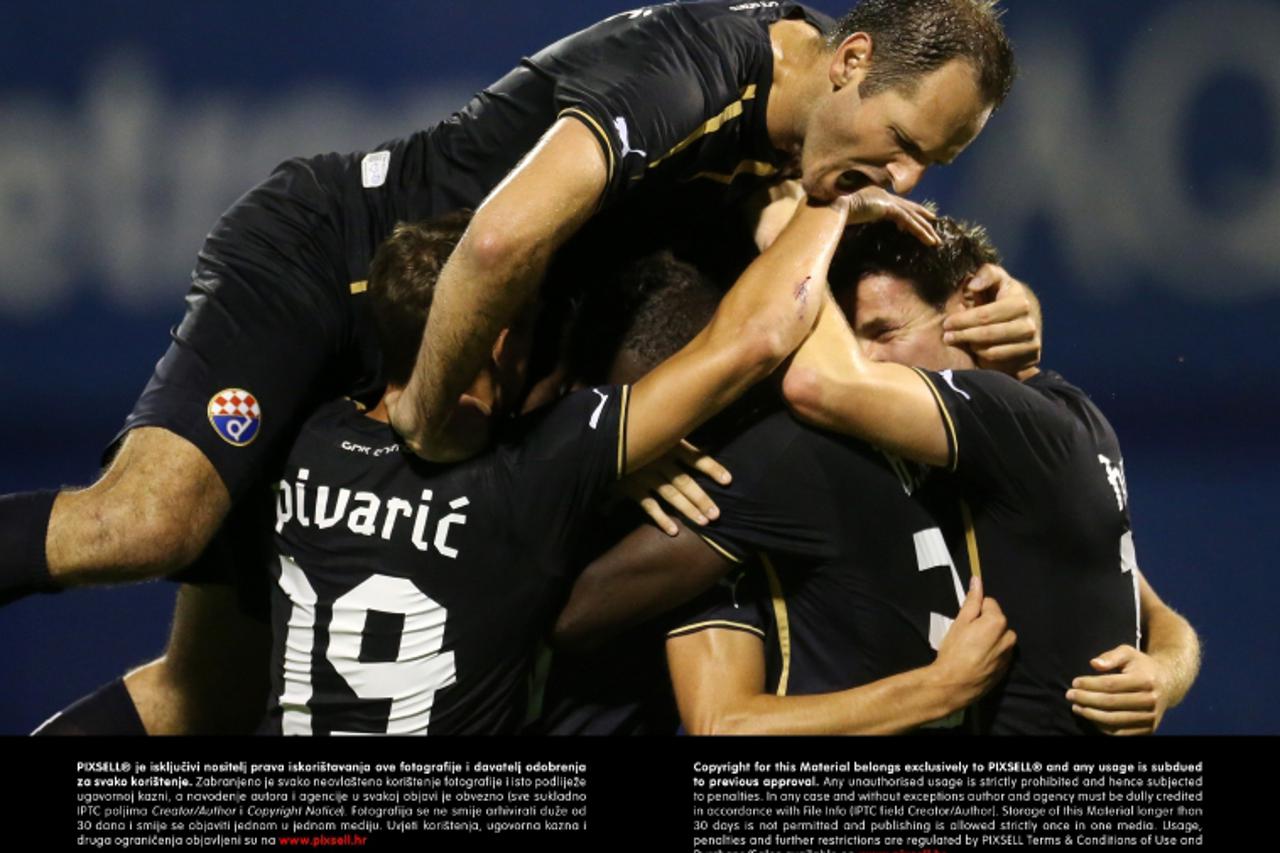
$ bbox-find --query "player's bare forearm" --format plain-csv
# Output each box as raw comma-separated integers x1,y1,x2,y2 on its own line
622,200,847,473
782,291,951,466
392,118,607,460
670,576,1014,734
667,630,968,735
553,522,731,651
1139,574,1201,709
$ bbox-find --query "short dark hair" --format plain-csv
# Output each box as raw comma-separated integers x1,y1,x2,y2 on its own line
368,211,472,385
829,0,1016,108
569,250,721,384
831,215,1000,308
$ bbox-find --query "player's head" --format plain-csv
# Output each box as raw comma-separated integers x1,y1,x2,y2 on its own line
369,213,537,426
799,0,1015,201
569,250,721,386
831,214,1000,370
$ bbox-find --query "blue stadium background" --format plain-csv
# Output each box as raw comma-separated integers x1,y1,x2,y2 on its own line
1,1,1276,734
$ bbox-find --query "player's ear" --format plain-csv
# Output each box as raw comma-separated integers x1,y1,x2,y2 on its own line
490,328,511,366
830,32,872,90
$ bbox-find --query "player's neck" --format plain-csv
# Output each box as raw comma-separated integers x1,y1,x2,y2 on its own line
767,19,827,155
365,394,394,424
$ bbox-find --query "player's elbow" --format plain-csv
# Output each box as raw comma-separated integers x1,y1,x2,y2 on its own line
683,708,759,736
462,209,553,281
549,607,592,654
711,316,801,384
127,510,211,576
780,364,826,424
461,221,523,275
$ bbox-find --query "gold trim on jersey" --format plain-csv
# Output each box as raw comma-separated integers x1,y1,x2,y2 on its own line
961,499,982,580
615,384,631,480
911,367,959,472
697,533,744,564
761,554,792,696
667,620,766,640
647,84,759,170
558,108,617,189
688,159,779,185
349,280,368,294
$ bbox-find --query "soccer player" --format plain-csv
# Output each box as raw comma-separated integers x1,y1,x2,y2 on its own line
0,1,1023,608
764,217,1200,734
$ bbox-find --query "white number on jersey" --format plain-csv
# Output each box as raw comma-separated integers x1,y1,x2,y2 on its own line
276,554,457,735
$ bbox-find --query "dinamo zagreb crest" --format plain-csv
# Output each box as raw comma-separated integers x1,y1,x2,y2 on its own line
208,388,262,446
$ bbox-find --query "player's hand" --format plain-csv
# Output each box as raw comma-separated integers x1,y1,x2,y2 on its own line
843,186,940,247
1067,645,1169,736
619,441,732,536
943,265,1041,375
933,576,1017,706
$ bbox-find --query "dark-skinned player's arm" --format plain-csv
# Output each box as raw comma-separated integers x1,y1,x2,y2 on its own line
1068,572,1201,735
782,289,955,466
390,118,606,462
667,576,1015,735
553,522,729,651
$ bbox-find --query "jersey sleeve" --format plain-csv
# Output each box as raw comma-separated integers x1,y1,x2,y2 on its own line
688,414,840,564
666,563,769,641
913,368,1081,499
546,5,760,207
506,385,630,556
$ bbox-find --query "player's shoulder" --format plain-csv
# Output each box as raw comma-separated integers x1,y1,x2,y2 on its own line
288,398,400,467
571,1,831,50
677,1,833,31
929,367,1078,424
498,385,626,461
710,406,839,486
941,367,1124,457
1024,369,1123,450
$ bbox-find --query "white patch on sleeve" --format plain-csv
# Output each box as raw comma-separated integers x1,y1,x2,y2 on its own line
613,116,646,159
361,151,391,188
939,369,972,400
589,389,610,429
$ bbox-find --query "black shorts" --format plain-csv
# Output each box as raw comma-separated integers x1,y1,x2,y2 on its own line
112,158,387,590
117,157,383,502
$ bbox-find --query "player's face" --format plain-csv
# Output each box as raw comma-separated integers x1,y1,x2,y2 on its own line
846,272,975,372
800,56,992,203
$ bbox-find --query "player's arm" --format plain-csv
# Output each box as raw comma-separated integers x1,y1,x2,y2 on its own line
1068,573,1201,735
391,118,606,461
667,578,1016,735
553,522,732,651
782,289,954,466
620,199,849,473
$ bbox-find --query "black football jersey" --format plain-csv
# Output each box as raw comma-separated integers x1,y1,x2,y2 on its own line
305,1,832,285
915,368,1141,735
668,410,969,729
265,386,629,735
